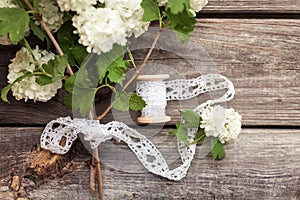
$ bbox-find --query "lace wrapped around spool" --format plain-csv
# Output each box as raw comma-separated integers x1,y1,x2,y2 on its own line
40,74,235,181
136,74,171,123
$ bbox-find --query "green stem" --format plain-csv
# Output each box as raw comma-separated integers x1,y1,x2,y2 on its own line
190,132,206,145
127,47,137,70
32,71,52,78
96,84,116,93
26,10,38,14
158,11,163,28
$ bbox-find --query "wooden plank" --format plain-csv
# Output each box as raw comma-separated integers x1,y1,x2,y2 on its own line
192,19,300,126
98,19,300,126
0,127,42,181
203,0,300,13
1,19,300,126
0,127,299,199
0,94,71,126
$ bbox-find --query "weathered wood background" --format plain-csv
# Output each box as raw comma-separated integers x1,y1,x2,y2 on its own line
1,1,300,200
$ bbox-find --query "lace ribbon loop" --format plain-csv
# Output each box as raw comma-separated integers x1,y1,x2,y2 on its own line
40,74,235,180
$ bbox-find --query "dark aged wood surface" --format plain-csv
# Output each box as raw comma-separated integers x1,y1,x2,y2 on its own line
1,1,300,199
0,19,299,126
0,128,299,199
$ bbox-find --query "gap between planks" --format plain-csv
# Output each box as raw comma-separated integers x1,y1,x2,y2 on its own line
0,127,299,199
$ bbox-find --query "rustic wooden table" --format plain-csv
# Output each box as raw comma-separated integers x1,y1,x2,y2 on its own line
1,1,300,199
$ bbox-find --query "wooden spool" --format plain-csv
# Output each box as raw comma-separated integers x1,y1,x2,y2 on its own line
137,74,171,124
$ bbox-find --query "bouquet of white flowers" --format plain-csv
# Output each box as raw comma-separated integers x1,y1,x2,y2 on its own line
0,1,243,199
1,0,207,106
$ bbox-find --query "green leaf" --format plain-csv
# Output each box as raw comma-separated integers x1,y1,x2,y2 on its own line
141,0,160,21
193,128,206,145
36,55,68,86
168,121,181,135
180,109,201,128
63,73,77,109
168,0,191,14
64,93,72,108
37,55,68,86
177,123,189,144
0,8,29,43
165,8,196,41
1,84,13,103
29,20,46,42
64,73,77,93
70,46,126,117
74,67,94,89
129,93,146,111
95,45,126,84
72,87,97,117
71,67,97,117
168,110,200,144
70,46,88,66
57,21,79,49
107,57,128,83
35,75,53,85
1,72,32,103
29,20,51,49
57,21,88,66
211,137,226,160
168,121,188,144
98,55,129,84
112,91,131,111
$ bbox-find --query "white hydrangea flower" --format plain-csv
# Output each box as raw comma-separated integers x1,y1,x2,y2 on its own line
72,7,127,54
35,0,64,32
200,105,242,143
7,47,62,102
56,0,99,13
0,0,17,8
105,0,149,38
190,0,208,13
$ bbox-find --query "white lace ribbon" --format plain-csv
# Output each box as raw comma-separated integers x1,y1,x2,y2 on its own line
40,74,234,181
136,80,167,119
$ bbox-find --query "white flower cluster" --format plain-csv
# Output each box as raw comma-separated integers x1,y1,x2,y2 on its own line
7,47,62,102
157,0,208,16
57,0,149,54
105,0,149,38
0,0,17,8
200,105,242,143
72,7,127,54
56,0,99,13
190,0,208,13
35,0,64,32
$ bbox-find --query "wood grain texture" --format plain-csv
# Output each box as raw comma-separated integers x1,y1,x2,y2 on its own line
0,127,42,181
0,19,299,126
97,19,300,126
0,127,299,199
192,19,300,126
203,0,300,13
